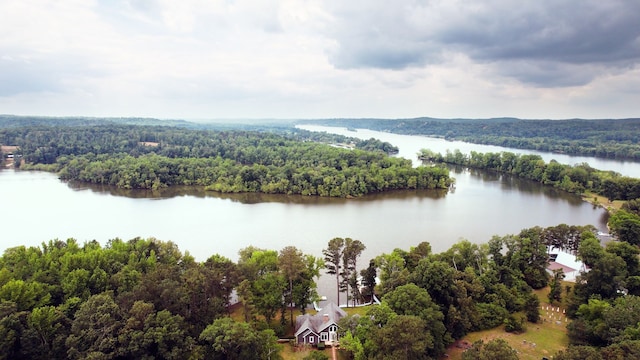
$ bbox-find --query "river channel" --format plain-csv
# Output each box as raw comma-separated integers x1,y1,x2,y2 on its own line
298,125,640,177
2,125,630,301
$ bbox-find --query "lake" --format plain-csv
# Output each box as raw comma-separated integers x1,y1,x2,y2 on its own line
1,125,628,301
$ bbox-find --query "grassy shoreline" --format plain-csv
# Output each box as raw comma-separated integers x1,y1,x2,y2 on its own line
581,191,624,212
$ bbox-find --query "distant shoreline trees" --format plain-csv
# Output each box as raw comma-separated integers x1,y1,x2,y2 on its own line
304,118,640,161
420,148,640,201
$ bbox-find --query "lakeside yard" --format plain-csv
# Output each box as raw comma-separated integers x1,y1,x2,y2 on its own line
582,191,624,212
444,286,570,360
230,286,570,360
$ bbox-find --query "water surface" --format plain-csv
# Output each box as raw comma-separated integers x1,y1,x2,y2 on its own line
2,126,621,302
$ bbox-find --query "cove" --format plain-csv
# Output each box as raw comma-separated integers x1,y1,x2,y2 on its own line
1,164,608,265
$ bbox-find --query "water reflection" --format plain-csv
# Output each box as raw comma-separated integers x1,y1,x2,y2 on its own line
447,166,587,207
2,121,614,275
65,179,449,204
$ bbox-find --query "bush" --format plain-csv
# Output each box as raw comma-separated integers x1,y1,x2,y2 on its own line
475,303,508,330
504,314,526,333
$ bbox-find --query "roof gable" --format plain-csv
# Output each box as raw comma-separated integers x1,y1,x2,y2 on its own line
295,315,316,337
295,302,345,335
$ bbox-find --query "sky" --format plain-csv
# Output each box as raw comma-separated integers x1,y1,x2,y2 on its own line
1,0,639,120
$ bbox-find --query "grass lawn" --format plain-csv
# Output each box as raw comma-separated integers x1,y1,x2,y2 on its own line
281,346,333,360
582,191,623,212
443,286,570,360
342,305,371,317
281,346,352,360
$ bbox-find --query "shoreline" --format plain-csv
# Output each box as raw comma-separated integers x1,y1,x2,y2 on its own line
581,191,623,214
581,192,620,239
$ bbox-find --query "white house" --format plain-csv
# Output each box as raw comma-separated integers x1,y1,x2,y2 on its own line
547,248,588,282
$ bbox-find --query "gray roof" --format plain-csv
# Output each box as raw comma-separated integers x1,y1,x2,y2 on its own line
294,302,346,337
295,315,317,337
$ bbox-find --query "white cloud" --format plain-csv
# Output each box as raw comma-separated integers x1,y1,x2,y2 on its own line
0,0,638,119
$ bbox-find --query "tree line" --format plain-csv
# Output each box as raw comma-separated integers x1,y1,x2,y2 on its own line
334,220,640,359
337,224,599,359
0,237,326,359
303,117,640,161
418,147,640,255
420,148,640,201
1,220,629,359
551,223,640,359
417,148,640,255
2,235,635,359
0,124,451,197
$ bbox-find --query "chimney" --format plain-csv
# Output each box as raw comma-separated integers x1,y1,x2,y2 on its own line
323,314,329,323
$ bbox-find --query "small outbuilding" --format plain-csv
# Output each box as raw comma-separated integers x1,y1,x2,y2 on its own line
547,248,588,282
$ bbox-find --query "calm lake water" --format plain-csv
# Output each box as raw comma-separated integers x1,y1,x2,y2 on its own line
2,125,631,301
298,125,640,177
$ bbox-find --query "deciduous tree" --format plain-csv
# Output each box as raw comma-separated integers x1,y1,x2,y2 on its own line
199,317,282,360
65,293,123,359
462,339,518,360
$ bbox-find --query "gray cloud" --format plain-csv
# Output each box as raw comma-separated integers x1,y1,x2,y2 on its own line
495,60,606,87
330,40,433,69
0,0,637,119
0,55,64,96
441,1,640,64
325,1,442,69
0,51,105,96
326,0,640,86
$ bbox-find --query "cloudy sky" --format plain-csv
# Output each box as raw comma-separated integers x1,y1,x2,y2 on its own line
1,0,639,120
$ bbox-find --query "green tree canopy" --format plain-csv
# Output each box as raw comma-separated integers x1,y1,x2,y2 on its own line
199,317,282,360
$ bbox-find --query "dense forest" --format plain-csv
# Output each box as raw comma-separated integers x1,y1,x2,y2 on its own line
2,222,629,360
0,121,441,197
0,237,317,359
301,117,640,161
339,223,640,360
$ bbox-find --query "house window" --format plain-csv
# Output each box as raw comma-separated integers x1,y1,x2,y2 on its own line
321,332,328,341
309,336,315,343
329,325,338,342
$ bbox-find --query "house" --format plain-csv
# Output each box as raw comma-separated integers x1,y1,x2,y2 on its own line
294,302,346,346
547,248,589,282
1,146,18,168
